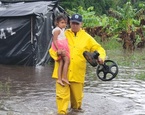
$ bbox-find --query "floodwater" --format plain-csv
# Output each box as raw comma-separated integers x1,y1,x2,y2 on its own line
0,63,145,115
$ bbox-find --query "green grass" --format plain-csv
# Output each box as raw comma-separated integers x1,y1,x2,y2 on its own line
135,73,145,80
0,81,10,96
95,36,145,67
95,35,122,50
106,47,145,68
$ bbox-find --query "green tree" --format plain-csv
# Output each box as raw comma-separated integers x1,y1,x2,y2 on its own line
109,2,140,32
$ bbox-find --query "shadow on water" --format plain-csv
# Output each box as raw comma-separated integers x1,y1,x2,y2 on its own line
0,63,145,115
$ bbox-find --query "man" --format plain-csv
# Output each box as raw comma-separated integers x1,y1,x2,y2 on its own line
49,14,106,115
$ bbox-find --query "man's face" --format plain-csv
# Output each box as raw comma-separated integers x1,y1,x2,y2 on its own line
70,22,82,33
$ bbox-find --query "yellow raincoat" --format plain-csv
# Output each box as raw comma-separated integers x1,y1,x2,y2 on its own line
49,28,106,114
49,28,106,82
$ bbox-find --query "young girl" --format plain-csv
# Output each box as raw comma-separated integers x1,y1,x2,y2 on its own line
51,14,70,86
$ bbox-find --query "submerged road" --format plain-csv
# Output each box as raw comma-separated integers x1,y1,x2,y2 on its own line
0,64,145,115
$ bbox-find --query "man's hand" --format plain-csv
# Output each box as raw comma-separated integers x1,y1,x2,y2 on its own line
57,49,62,56
57,49,66,57
97,57,104,65
61,50,66,57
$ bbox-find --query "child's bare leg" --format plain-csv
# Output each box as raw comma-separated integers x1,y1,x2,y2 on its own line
62,56,70,85
57,59,65,86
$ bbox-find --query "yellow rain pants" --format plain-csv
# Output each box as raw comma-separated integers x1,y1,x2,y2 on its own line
56,82,84,114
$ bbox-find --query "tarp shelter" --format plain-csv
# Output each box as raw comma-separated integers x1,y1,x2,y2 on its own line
0,0,66,66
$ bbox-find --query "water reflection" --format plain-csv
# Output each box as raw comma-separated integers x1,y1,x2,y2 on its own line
0,64,56,115
0,64,145,115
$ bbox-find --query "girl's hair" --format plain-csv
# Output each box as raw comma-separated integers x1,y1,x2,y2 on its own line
55,14,67,23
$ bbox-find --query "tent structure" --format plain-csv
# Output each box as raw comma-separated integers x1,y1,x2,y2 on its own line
0,0,67,66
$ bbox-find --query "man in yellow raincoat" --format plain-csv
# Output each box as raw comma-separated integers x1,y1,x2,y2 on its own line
49,14,106,115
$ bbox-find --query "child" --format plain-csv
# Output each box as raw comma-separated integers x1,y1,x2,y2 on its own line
51,14,70,86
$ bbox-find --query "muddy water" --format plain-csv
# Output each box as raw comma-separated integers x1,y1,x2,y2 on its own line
0,64,145,115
